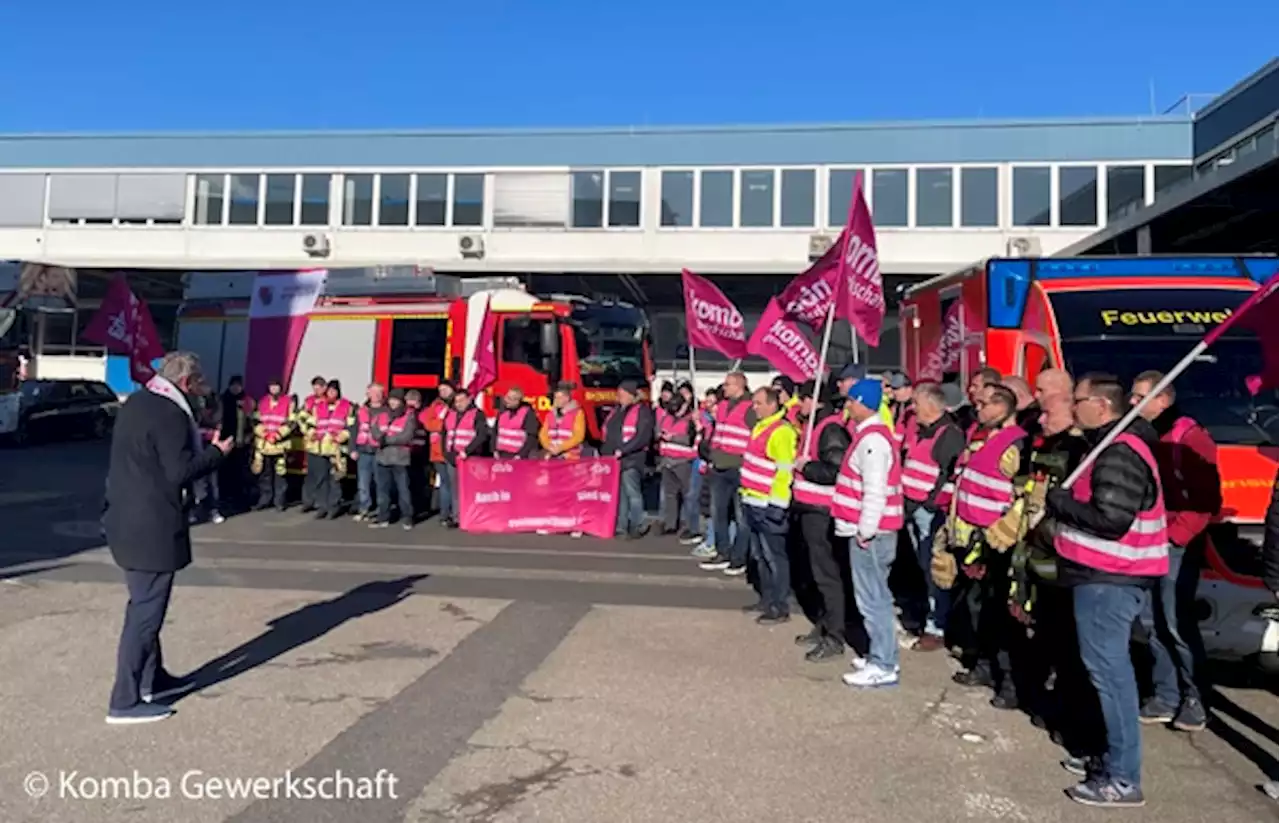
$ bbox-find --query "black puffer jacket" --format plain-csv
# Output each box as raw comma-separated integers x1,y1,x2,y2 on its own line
1049,417,1162,588
1263,475,1278,596
795,407,852,514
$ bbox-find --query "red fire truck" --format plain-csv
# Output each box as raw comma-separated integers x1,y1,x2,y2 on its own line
900,255,1279,667
176,268,654,439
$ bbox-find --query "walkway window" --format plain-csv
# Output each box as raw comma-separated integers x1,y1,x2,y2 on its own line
1057,166,1097,226
779,169,815,227
228,174,260,225
871,169,908,227
571,172,604,228
451,173,485,227
1153,165,1192,202
660,171,694,227
739,169,775,227
415,173,448,226
827,168,862,227
299,174,331,226
194,174,225,225
1106,165,1145,221
699,170,734,227
264,174,296,226
608,171,641,227
915,168,953,227
0,174,45,227
378,174,410,226
1012,167,1051,226
960,167,998,227
343,174,374,226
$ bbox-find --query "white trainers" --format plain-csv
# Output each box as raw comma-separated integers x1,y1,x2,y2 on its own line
842,663,900,688
848,655,900,674
210,511,225,525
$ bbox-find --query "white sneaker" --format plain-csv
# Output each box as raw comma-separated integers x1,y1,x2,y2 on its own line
842,664,900,688
210,511,225,525
849,655,900,674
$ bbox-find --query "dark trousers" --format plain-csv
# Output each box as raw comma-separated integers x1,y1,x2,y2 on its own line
408,452,430,516
797,509,864,649
439,461,458,521
110,570,175,710
1023,584,1108,758
660,462,692,532
710,467,749,567
305,454,343,515
617,466,646,535
958,551,1013,683
302,453,324,509
1141,546,1205,707
375,463,414,524
256,454,287,509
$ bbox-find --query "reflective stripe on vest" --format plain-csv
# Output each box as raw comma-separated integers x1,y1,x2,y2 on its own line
606,403,642,444
495,405,532,454
314,399,352,437
446,408,479,453
258,395,290,434
902,422,957,508
739,417,790,501
356,404,381,447
658,412,697,460
654,407,669,442
953,425,1026,528
1054,432,1170,577
411,408,431,448
376,410,410,439
830,421,905,531
792,413,846,509
710,399,751,455
547,406,584,458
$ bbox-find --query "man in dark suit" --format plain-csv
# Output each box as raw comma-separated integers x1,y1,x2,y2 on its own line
103,351,231,724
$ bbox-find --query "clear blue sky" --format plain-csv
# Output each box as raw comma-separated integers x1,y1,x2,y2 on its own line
1,0,1276,132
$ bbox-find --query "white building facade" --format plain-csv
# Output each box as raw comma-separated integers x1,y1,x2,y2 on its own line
0,117,1195,276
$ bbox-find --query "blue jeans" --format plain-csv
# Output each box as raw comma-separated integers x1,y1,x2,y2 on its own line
1075,583,1148,787
907,506,948,636
683,462,704,533
1145,546,1203,707
850,532,899,671
375,463,413,524
710,467,749,567
744,504,791,613
432,462,452,520
617,467,645,535
440,461,459,520
355,453,377,514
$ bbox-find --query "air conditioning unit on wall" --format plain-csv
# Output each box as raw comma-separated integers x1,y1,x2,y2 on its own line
1006,236,1042,258
808,234,835,262
459,235,485,259
302,233,331,258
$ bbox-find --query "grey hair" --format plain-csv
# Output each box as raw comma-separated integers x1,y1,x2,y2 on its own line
156,351,202,384
914,382,946,408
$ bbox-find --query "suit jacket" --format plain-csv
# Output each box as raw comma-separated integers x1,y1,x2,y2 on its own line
103,389,223,573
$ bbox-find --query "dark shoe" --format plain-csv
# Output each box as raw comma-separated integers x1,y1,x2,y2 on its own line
1065,778,1145,808
912,634,945,652
1172,697,1207,732
1060,756,1104,779
989,691,1019,711
805,636,844,662
794,626,824,646
1138,699,1176,725
300,506,315,514
315,511,330,520
741,601,766,614
698,554,732,571
142,673,196,704
723,564,748,577
106,703,174,725
952,666,995,688
678,530,702,545
756,610,791,626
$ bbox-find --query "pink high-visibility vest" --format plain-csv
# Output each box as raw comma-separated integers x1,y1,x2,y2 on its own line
739,417,789,499
313,399,352,438
495,405,532,456
709,399,752,456
355,404,382,447
902,421,957,509
375,409,410,438
952,424,1026,528
792,413,847,509
605,403,642,443
658,412,697,460
1054,432,1170,578
547,405,584,459
830,421,904,531
258,395,291,435
445,407,480,454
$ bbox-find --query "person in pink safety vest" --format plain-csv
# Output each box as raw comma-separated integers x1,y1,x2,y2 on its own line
656,392,697,536
599,380,655,539
1046,377,1168,809
349,382,386,522
441,386,490,529
252,376,295,512
833,379,904,689
698,372,758,574
493,387,540,459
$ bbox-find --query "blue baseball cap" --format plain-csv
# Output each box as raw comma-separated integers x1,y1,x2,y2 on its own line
847,378,882,411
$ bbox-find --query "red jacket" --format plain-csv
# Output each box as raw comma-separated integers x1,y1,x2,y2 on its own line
1151,408,1221,549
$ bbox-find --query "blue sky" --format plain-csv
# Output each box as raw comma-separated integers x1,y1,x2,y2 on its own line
1,0,1276,132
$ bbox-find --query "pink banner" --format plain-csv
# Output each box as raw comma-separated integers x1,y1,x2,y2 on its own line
467,296,499,395
682,269,748,359
457,457,621,538
918,301,963,382
833,174,887,347
747,298,821,382
244,270,327,398
778,244,841,331
81,274,165,383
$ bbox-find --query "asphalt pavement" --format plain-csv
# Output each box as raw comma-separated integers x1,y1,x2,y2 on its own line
0,440,1276,822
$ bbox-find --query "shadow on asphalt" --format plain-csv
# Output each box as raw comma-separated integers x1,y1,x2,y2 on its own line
0,562,75,581
1209,686,1280,781
1,440,112,575
174,574,429,702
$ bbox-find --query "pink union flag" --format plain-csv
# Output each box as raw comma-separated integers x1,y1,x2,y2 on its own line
682,269,748,359
467,295,500,396
747,298,821,382
81,275,166,382
777,243,841,331
833,173,887,347
917,301,963,382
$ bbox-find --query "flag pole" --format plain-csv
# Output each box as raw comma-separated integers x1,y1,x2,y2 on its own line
1061,339,1208,490
849,325,859,365
688,346,698,394
802,303,838,457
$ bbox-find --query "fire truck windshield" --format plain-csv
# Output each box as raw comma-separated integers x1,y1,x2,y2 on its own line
568,303,648,389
